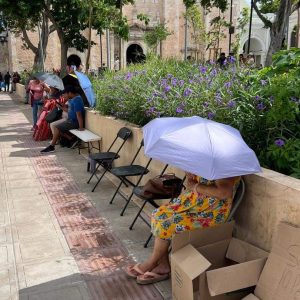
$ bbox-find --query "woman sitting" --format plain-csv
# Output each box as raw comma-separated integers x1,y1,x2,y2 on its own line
125,173,240,284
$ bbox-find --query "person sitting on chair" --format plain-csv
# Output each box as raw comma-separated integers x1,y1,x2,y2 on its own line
124,173,240,284
40,85,85,153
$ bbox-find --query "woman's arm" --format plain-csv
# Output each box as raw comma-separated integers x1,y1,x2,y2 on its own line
195,177,237,199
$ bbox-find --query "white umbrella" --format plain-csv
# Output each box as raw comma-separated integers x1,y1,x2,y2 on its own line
143,116,261,180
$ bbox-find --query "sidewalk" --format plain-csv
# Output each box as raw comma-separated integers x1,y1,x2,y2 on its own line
0,93,171,300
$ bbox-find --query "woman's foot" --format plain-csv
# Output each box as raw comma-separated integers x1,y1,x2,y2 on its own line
136,271,170,285
136,258,171,285
124,264,146,279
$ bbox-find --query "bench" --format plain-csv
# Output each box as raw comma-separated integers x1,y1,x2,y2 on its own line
69,129,102,154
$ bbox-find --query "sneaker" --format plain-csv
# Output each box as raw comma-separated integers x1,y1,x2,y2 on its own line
70,139,79,149
40,145,55,154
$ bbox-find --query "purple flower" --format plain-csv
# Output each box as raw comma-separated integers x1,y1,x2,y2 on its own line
125,72,133,80
203,101,209,107
257,103,265,110
215,92,223,104
176,107,184,114
207,112,215,119
199,66,207,74
171,78,178,86
290,96,298,102
210,69,217,77
164,85,171,93
179,80,185,87
229,56,236,63
189,79,194,84
167,74,173,78
161,79,167,86
183,88,193,97
274,139,285,147
255,95,261,101
227,100,236,108
260,80,268,86
152,92,159,97
269,96,274,103
224,81,232,89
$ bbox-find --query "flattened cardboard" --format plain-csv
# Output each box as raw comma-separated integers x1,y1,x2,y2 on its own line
207,258,267,296
254,222,300,300
172,222,234,253
242,294,260,300
171,244,211,300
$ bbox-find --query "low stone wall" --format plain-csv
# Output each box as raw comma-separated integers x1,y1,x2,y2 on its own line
85,110,300,251
16,83,26,100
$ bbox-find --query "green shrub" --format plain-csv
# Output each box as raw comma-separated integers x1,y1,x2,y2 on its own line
93,55,300,178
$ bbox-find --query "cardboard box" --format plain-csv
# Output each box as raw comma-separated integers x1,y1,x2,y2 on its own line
242,294,260,300
171,222,268,300
253,222,300,300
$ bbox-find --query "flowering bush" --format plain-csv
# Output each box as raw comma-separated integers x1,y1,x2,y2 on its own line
94,54,300,178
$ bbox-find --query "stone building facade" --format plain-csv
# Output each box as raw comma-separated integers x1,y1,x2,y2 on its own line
0,0,299,73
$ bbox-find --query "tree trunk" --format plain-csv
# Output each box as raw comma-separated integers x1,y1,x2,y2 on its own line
264,0,292,66
85,1,93,73
60,42,68,77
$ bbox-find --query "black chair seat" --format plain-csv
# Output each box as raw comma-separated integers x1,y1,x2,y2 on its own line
133,186,160,208
90,152,120,161
111,165,149,177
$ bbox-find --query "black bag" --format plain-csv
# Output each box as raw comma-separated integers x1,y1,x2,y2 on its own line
45,108,63,123
141,174,183,199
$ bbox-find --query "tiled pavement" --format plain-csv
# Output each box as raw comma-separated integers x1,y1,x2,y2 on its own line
0,93,171,300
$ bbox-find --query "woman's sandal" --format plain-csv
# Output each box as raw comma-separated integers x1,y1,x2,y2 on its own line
136,271,170,285
124,264,145,279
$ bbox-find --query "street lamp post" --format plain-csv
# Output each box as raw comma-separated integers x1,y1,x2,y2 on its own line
247,0,254,54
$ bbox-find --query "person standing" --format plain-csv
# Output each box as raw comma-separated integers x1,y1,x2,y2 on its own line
27,77,46,130
12,72,21,91
114,56,120,72
4,72,11,92
0,72,3,91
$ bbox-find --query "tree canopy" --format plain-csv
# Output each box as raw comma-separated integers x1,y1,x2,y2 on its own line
0,0,132,69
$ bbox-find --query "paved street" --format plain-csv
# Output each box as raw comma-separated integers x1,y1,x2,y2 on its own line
0,93,170,300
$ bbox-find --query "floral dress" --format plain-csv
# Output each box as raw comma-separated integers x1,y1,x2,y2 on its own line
151,176,241,240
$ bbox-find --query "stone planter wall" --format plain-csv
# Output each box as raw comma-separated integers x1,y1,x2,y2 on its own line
16,83,26,100
85,110,300,251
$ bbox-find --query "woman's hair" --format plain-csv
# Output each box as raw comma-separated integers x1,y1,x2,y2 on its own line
67,54,82,68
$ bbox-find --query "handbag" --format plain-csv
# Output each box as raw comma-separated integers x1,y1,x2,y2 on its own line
141,174,183,199
45,107,63,123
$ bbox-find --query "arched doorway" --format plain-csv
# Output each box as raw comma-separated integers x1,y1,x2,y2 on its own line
126,44,145,64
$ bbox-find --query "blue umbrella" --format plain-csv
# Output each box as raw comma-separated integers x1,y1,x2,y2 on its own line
74,71,96,107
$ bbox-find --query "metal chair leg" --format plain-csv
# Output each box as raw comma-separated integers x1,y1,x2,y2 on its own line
129,200,147,230
109,181,123,204
87,163,101,184
144,233,153,248
120,191,134,216
91,169,107,192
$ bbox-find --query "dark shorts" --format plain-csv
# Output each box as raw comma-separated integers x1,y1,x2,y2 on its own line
55,120,78,134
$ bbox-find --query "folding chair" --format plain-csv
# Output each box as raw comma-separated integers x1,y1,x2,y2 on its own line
227,177,245,221
108,140,152,205
129,169,185,248
86,127,132,192
119,164,169,217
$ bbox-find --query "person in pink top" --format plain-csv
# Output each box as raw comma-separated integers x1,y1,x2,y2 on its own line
27,77,46,129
